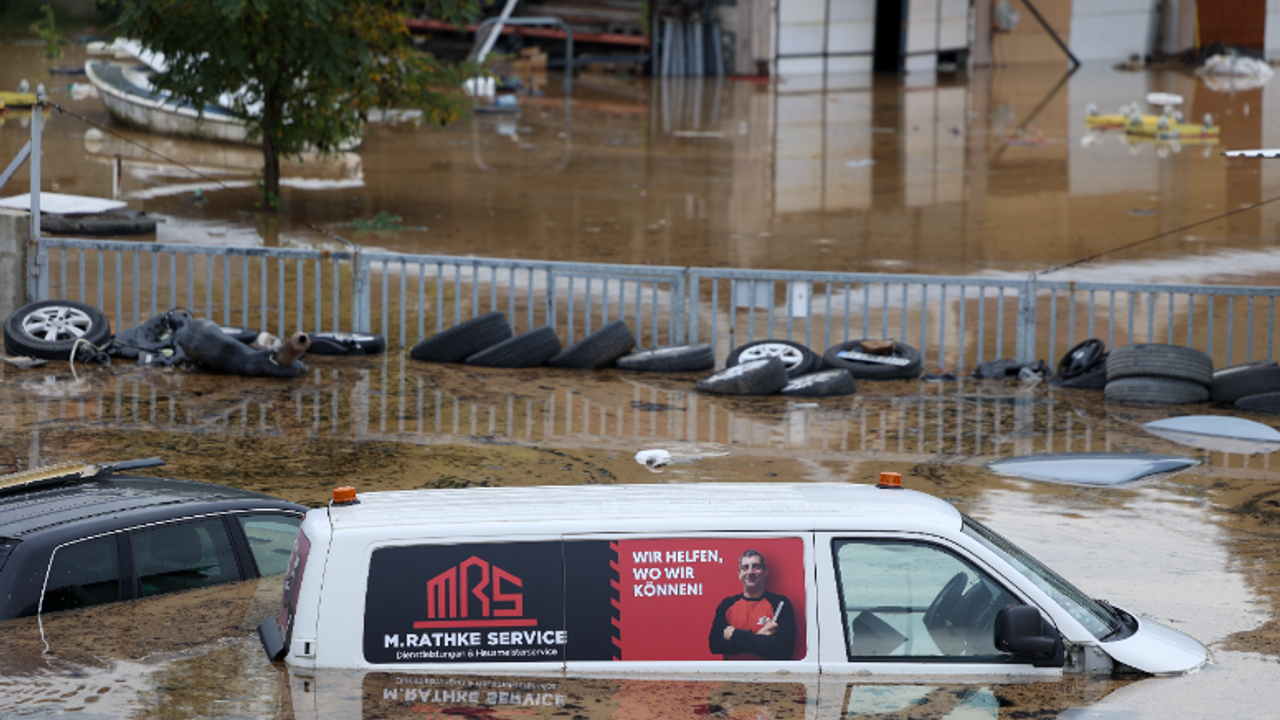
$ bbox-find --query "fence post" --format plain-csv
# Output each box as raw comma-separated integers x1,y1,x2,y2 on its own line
351,247,371,333
672,272,686,344
1016,273,1038,362
687,271,699,343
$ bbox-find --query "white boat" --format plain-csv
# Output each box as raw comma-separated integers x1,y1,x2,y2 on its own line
84,59,361,150
84,60,257,145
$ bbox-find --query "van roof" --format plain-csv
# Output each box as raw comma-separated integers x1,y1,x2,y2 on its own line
326,482,963,536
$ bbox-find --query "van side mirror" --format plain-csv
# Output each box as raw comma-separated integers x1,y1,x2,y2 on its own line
994,605,1064,667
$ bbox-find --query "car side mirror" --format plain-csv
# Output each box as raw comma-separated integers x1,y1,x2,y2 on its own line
994,605,1064,667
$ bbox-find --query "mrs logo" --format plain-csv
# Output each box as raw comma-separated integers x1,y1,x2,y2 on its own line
415,556,535,629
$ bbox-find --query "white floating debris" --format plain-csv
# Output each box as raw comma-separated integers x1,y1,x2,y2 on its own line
0,193,127,214
635,449,672,470
1145,92,1183,107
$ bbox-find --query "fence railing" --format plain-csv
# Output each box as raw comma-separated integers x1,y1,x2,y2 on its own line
32,236,1280,372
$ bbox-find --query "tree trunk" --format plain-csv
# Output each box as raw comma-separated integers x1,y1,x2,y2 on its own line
262,133,280,209
261,85,281,209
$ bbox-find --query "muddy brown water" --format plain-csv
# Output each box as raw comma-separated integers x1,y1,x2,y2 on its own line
4,35,1280,719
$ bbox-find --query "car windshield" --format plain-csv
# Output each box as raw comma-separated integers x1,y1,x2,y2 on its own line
962,516,1122,640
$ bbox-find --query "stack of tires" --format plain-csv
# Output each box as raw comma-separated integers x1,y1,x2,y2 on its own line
410,312,640,370
696,339,856,398
694,338,922,398
1103,344,1213,405
1210,361,1280,414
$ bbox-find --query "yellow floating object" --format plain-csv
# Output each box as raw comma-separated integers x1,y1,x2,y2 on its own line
1086,112,1154,129
0,91,37,108
1125,116,1219,139
1125,134,1219,148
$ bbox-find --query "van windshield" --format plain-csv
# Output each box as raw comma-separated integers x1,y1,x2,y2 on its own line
962,516,1122,640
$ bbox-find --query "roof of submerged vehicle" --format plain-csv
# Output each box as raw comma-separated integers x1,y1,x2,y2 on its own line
0,475,302,539
326,482,963,536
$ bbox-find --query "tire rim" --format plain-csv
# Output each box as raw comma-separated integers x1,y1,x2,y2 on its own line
738,343,804,368
323,332,374,342
21,305,94,342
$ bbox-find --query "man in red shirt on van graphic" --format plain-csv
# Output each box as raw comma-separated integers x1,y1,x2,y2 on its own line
707,549,796,660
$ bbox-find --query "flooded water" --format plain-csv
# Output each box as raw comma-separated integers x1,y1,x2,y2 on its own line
4,33,1280,720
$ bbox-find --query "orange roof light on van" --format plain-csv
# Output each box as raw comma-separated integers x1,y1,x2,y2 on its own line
333,486,358,504
877,472,903,489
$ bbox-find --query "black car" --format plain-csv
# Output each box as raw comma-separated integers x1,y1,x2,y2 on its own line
0,458,306,621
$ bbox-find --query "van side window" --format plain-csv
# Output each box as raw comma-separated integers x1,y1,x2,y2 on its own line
235,514,302,577
43,535,121,614
132,519,240,597
833,540,1018,661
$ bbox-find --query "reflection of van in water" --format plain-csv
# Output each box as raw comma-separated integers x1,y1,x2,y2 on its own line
260,475,1209,677
285,671,1063,720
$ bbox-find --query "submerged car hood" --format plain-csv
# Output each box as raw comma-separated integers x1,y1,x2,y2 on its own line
987,453,1199,487
1101,613,1211,675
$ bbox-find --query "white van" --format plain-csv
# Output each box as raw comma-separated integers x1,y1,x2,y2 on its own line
259,475,1209,678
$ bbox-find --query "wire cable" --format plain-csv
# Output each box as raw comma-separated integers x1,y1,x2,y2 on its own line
45,101,359,249
1038,183,1280,276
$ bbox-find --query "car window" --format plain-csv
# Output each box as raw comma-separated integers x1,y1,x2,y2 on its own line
833,540,1019,661
132,519,240,598
43,535,121,614
236,514,302,576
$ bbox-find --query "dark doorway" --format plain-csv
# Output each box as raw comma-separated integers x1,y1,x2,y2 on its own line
873,0,905,72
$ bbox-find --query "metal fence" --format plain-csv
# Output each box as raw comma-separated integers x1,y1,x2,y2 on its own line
31,236,1280,372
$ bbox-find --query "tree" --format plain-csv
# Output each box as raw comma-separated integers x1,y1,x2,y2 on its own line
113,0,480,207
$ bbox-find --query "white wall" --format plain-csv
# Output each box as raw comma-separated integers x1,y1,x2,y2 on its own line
1069,0,1155,62
776,0,969,77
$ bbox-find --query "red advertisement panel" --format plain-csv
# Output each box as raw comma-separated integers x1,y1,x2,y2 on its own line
612,537,805,661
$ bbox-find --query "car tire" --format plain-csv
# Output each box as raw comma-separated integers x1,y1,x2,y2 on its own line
780,368,857,397
547,320,636,370
726,340,820,378
822,339,923,380
696,357,790,396
4,299,113,360
1049,360,1109,390
1104,376,1210,405
465,326,562,368
1234,391,1280,415
306,332,387,356
1106,344,1213,386
1210,362,1280,404
218,326,260,344
410,312,512,363
615,343,715,373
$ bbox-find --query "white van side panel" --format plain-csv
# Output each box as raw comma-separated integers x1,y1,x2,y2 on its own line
560,532,818,675
314,529,568,672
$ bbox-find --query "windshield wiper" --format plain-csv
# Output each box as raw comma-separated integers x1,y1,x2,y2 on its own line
1095,599,1130,639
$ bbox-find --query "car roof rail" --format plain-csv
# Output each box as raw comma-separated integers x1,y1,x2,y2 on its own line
0,457,166,495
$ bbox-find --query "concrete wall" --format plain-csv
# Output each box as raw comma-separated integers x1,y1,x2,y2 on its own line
0,209,30,326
